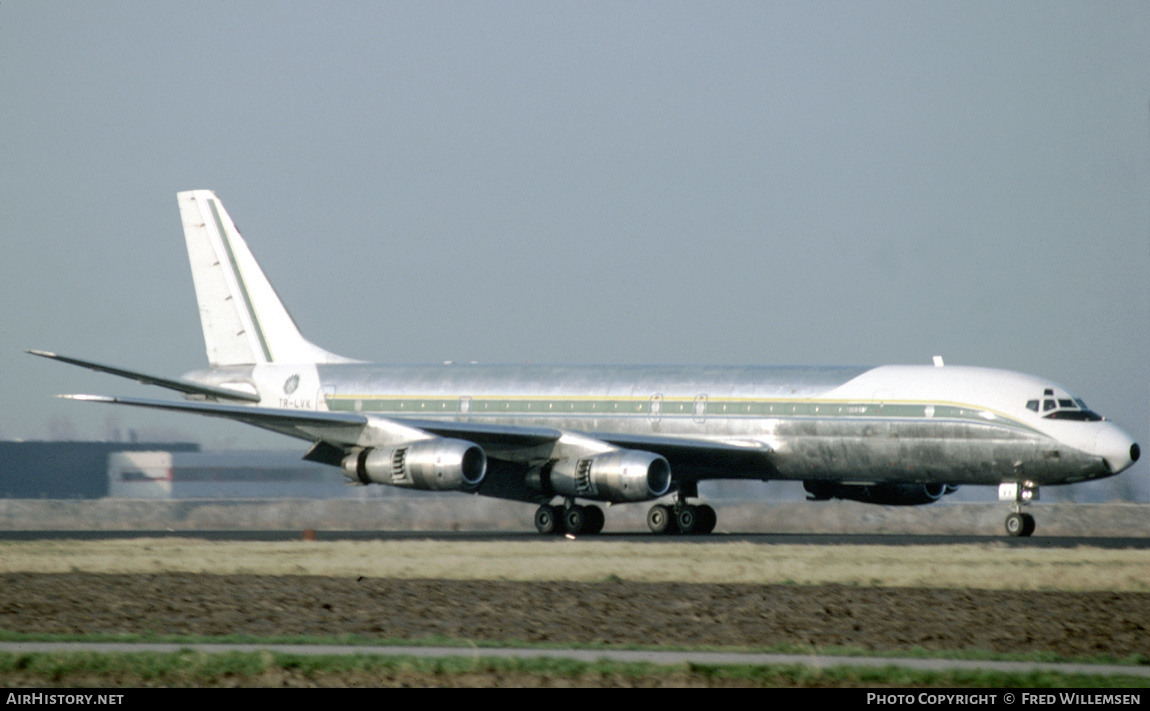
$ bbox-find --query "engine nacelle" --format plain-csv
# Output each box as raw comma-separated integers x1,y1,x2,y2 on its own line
803,481,953,506
342,438,487,492
532,449,672,503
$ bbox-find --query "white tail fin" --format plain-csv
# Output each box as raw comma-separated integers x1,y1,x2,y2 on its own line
177,190,356,367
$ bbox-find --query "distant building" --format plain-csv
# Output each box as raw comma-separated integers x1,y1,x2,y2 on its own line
0,441,200,499
108,450,350,499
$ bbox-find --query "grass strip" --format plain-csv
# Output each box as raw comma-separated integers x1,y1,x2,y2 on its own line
0,630,1145,670
3,539,1150,591
0,650,1144,688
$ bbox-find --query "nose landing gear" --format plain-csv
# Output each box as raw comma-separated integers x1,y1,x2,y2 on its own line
1004,511,1036,537
999,481,1038,537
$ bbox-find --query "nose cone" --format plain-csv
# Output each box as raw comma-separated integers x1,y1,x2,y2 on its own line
1095,424,1140,474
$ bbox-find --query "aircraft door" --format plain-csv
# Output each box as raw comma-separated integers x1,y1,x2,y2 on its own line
693,394,708,424
648,394,663,423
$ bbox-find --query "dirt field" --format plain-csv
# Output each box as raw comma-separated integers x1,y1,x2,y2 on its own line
1,572,1147,660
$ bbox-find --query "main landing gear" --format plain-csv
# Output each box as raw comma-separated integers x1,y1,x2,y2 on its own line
647,483,717,535
534,501,605,535
532,490,719,536
999,481,1038,537
645,502,717,535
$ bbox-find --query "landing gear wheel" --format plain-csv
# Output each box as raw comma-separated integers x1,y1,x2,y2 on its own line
1005,512,1035,537
582,505,605,535
563,505,587,535
676,504,718,535
647,504,678,535
676,505,699,534
534,504,563,535
694,504,717,534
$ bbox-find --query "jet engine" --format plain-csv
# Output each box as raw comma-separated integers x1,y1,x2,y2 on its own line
803,481,953,506
530,449,672,503
342,438,487,491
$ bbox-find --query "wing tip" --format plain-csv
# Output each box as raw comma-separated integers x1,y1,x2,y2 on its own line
56,394,115,403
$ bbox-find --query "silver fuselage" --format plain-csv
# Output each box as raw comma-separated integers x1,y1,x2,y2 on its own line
189,360,1137,491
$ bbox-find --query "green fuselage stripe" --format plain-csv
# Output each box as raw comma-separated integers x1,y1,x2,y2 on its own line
325,394,1035,432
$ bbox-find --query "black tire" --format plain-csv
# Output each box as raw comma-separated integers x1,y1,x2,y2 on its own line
582,505,605,535
534,504,561,535
563,505,587,535
694,504,717,534
1005,512,1026,537
677,505,699,534
1021,512,1036,537
647,504,678,534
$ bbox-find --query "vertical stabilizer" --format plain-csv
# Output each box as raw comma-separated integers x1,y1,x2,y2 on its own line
177,190,355,367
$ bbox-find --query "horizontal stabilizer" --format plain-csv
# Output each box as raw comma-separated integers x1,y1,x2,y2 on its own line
29,350,261,402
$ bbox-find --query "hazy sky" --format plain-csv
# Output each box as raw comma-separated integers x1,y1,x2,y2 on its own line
3,2,1148,499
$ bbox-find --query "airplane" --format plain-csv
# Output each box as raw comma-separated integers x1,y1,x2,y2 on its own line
31,190,1141,538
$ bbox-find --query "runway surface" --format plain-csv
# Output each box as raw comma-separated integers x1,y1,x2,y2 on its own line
1,529,1149,548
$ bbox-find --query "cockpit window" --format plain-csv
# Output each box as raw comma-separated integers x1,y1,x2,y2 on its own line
1027,393,1103,421
1045,409,1103,421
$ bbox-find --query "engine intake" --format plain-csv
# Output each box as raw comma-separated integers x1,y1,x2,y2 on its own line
533,449,672,503
342,438,487,492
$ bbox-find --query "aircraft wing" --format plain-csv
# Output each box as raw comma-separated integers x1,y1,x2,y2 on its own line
592,431,776,481
58,394,774,482
58,395,565,451
59,394,369,442
370,417,565,450
377,419,774,479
